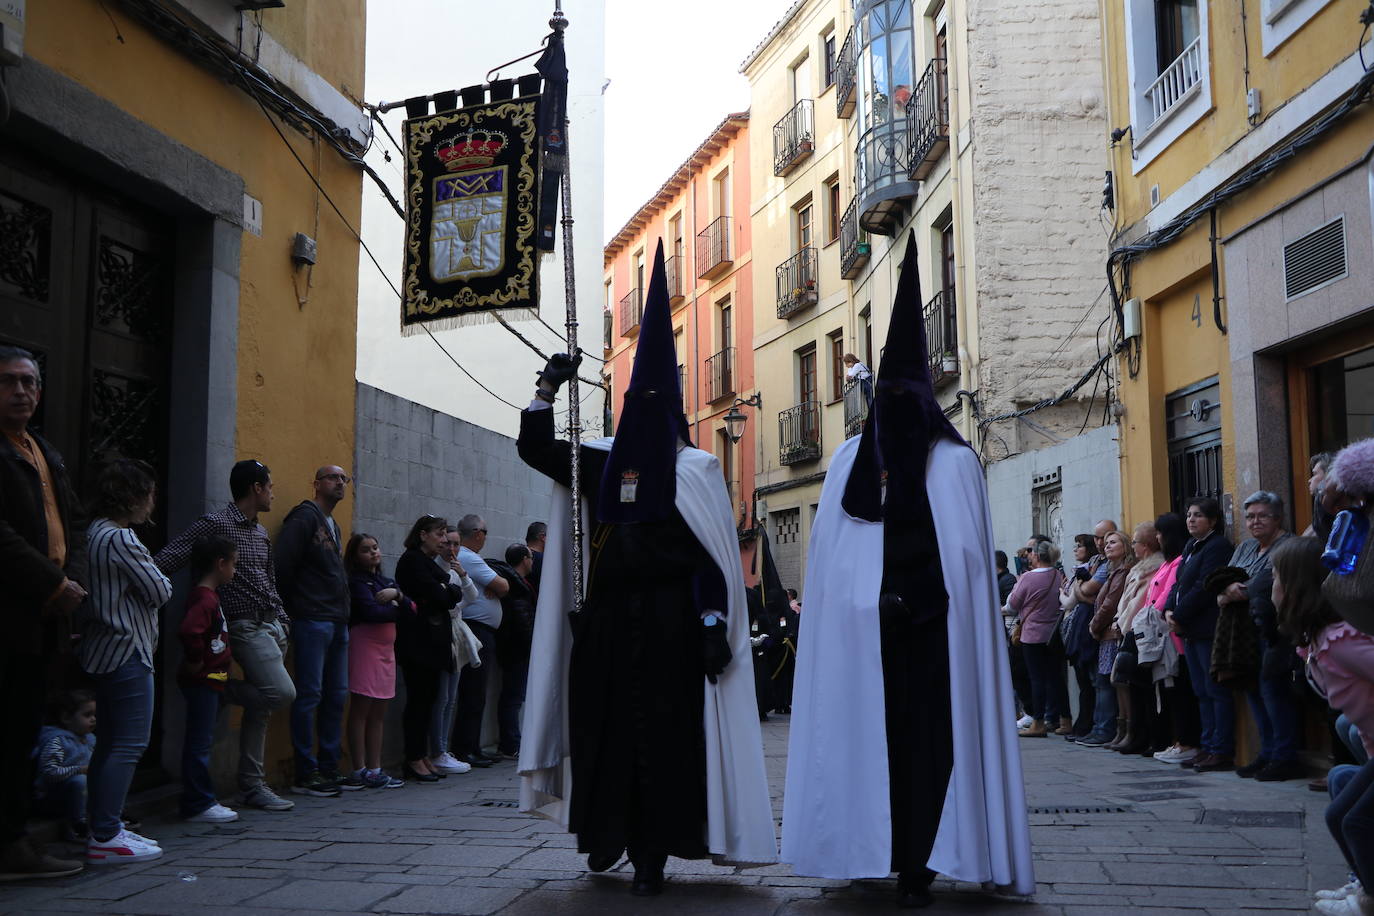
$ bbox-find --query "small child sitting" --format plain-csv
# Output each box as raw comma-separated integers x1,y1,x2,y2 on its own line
32,691,97,841
177,535,240,823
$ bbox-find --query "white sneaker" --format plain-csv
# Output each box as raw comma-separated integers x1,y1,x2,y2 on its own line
430,752,472,774
241,784,295,811
186,803,239,824
1016,715,1034,730
121,828,160,847
1317,881,1363,901
1152,744,1182,761
1315,893,1372,915
87,829,163,865
1154,745,1194,763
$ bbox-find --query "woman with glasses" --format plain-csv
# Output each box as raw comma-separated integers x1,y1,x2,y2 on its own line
393,515,464,783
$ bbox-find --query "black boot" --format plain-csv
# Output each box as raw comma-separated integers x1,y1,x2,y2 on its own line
586,849,622,873
630,852,666,896
897,871,934,908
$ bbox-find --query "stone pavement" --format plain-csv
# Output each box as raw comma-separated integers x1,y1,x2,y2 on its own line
1,718,1346,915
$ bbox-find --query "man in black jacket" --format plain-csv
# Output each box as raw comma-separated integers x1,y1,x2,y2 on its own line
275,466,353,796
0,346,88,881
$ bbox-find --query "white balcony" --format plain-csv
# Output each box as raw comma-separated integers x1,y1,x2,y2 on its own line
1144,37,1204,128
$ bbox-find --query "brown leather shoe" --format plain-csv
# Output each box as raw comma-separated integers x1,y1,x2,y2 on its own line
1180,752,1210,769
1194,755,1235,772
1018,720,1049,738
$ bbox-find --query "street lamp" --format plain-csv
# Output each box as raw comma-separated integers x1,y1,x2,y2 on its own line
723,393,762,444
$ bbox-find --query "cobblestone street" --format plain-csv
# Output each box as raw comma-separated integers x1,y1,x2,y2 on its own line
1,719,1343,915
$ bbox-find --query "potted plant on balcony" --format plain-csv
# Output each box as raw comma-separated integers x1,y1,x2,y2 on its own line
798,137,813,154
940,350,958,375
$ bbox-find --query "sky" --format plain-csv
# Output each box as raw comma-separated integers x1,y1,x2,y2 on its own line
602,0,795,240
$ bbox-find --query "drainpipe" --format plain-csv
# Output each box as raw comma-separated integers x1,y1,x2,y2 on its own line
946,10,976,443
690,170,702,446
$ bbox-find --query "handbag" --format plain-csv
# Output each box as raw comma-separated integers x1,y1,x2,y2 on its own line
1010,620,1023,646
1322,508,1374,636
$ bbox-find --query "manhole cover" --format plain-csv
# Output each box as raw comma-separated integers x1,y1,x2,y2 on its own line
1198,810,1303,828
463,798,520,808
1122,791,1197,802
1027,804,1135,815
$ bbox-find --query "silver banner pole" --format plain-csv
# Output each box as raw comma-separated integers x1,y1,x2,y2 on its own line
550,2,583,614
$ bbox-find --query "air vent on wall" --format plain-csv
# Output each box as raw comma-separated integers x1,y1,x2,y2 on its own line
1284,216,1347,300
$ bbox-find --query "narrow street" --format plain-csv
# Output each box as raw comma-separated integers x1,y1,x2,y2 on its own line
0,717,1344,915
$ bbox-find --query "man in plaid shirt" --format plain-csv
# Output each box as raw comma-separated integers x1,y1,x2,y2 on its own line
156,460,297,812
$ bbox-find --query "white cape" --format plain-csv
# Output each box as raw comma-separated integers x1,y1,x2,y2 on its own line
781,436,1034,893
518,439,778,866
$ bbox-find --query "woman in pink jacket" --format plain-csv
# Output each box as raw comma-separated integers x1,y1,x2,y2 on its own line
1007,540,1067,738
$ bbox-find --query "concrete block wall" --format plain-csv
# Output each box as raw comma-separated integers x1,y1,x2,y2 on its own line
986,424,1122,563
352,383,553,565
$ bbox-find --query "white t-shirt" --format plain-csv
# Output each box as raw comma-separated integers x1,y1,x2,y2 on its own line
845,361,872,381
457,546,503,628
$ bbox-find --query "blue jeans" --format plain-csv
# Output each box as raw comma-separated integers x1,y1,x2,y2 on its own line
430,667,461,759
1090,671,1117,737
1338,714,1370,764
498,659,529,754
289,619,349,780
35,775,86,825
1183,638,1235,756
1327,758,1374,887
181,685,223,817
88,657,154,841
1245,639,1299,762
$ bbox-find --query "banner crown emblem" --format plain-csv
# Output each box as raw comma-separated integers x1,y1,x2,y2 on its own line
436,129,509,172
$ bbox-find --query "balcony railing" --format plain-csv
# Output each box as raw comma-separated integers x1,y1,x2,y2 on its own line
855,120,917,235
773,99,815,177
924,288,959,386
776,247,818,319
603,310,613,351
1144,36,1203,128
843,378,870,439
678,363,687,400
665,254,685,305
907,57,950,181
619,287,642,336
696,216,732,280
836,28,856,118
779,401,822,465
839,198,870,279
706,346,735,403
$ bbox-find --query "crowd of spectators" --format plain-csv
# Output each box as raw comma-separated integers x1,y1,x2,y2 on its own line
1002,444,1374,915
0,345,544,881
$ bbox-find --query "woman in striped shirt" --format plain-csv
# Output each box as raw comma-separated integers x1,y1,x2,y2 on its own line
76,459,173,865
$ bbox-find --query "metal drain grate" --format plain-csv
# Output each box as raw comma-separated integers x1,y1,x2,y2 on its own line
1027,804,1135,815
1133,779,1205,791
1122,791,1197,802
1198,810,1303,828
460,798,521,809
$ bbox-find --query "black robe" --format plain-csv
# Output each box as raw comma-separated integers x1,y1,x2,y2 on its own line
517,408,727,860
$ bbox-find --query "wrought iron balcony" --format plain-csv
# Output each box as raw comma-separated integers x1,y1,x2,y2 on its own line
678,363,687,400
706,346,735,403
836,28,856,118
603,310,613,351
1144,36,1203,128
856,120,917,235
665,254,685,305
773,99,815,177
924,288,959,386
696,216,732,281
839,198,870,279
779,401,822,465
843,378,870,439
619,287,643,336
776,247,818,319
907,57,950,181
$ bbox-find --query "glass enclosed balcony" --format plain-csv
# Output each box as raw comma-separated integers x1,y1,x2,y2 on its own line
852,0,920,236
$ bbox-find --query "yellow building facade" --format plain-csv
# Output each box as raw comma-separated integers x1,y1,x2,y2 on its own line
2,0,366,782
1104,0,1374,530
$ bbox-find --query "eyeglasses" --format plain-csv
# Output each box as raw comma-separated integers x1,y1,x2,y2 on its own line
317,473,352,483
0,372,41,391
1243,512,1275,521
476,528,488,535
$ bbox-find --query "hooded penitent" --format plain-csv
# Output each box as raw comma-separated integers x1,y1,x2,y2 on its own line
842,232,967,623
597,240,692,525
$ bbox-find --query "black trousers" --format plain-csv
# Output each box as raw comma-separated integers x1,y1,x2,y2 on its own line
453,621,497,757
0,652,45,841
881,611,953,886
1071,657,1096,735
400,660,441,762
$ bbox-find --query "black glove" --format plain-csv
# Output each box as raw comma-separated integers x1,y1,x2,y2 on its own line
702,616,732,684
536,350,583,394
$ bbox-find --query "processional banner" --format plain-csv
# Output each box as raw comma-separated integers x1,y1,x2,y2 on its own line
401,95,540,332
